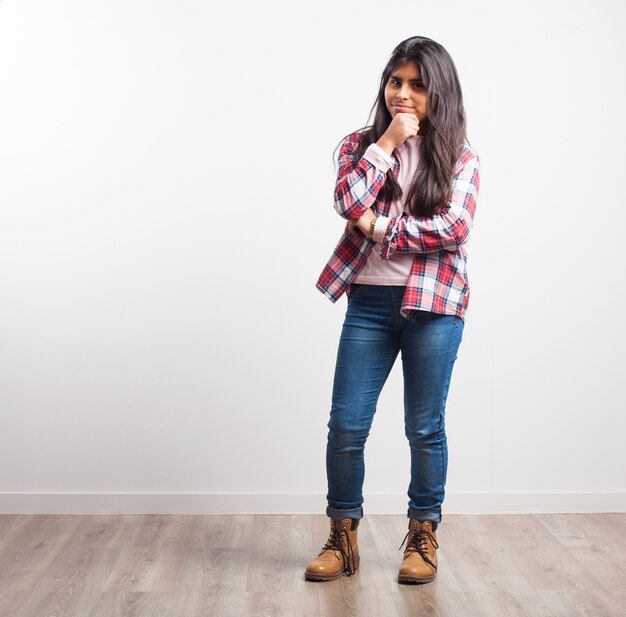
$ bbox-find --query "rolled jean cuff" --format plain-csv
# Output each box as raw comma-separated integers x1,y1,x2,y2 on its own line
407,508,442,523
326,505,364,521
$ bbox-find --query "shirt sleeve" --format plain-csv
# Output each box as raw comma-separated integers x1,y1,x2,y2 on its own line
378,152,480,257
361,142,395,170
333,134,394,221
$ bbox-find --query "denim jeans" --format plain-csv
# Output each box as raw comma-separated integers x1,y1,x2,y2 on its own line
325,283,464,524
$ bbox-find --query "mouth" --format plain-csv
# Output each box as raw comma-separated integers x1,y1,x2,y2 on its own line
393,104,414,111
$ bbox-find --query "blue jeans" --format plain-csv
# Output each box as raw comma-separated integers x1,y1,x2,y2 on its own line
325,283,465,524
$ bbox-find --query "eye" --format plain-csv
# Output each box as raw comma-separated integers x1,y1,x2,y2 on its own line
390,78,401,86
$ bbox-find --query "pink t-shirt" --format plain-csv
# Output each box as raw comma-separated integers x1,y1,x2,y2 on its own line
353,135,422,285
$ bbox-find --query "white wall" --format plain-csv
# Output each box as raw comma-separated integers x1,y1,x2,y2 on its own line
1,0,625,514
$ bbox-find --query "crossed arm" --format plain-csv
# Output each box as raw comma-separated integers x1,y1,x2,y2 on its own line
333,134,481,259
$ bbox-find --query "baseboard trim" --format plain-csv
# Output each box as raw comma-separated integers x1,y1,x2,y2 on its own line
0,492,625,514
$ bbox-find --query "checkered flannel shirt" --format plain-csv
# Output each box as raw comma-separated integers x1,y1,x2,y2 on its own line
316,130,481,322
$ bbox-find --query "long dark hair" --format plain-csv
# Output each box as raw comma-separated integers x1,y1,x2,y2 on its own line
336,36,469,217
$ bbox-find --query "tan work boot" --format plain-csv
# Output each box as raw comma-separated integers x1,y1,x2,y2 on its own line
304,516,360,581
397,519,439,584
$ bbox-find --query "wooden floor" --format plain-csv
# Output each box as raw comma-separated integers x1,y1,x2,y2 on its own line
0,513,624,616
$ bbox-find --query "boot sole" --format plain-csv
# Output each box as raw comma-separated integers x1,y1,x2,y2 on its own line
397,572,435,584
304,556,360,581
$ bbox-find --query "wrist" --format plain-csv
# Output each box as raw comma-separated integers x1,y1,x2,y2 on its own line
369,216,377,238
357,210,375,236
376,138,395,156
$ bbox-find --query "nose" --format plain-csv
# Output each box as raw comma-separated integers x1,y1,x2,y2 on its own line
398,83,411,100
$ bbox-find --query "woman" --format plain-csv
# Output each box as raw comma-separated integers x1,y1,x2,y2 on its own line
305,35,481,584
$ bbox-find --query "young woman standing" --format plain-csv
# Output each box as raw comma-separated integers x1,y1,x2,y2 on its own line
305,36,481,584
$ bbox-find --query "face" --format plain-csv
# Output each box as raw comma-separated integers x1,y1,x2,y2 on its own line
384,60,428,122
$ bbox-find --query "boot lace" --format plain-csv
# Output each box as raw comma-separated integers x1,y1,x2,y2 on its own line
398,527,439,571
319,523,357,576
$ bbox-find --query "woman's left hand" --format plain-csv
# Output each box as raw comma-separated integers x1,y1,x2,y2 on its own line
344,209,376,236
345,220,358,234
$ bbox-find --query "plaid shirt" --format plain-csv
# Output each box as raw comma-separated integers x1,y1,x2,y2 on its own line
316,130,481,322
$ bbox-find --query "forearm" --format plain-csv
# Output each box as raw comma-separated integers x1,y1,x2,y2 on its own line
376,153,480,258
334,141,395,220
376,211,471,256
